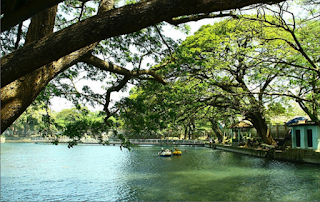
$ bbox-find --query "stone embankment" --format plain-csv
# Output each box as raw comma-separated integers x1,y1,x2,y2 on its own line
214,144,320,164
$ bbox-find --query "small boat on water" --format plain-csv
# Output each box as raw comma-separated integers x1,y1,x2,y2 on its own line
172,147,182,156
172,150,182,156
158,149,172,157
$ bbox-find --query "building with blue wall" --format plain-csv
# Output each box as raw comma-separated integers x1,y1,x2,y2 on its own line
290,123,320,150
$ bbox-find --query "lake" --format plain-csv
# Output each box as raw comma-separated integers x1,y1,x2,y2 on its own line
1,143,320,201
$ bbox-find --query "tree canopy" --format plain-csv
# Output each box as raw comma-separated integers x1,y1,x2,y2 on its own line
1,0,288,134
1,0,319,148
118,1,319,145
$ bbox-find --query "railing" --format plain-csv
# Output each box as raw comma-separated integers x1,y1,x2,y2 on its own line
32,137,108,144
32,137,206,146
128,139,206,145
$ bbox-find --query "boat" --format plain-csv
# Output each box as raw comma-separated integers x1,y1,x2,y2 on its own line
172,147,182,156
172,150,182,156
158,149,172,157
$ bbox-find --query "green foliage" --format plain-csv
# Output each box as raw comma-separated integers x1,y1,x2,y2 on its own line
1,0,180,133
53,107,111,147
3,105,47,137
119,77,235,140
3,0,319,145
46,19,179,112
266,102,287,117
118,2,320,142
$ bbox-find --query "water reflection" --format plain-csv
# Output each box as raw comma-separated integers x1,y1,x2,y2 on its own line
1,143,320,201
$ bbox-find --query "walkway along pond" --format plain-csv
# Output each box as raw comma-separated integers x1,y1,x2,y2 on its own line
214,144,320,165
213,121,320,165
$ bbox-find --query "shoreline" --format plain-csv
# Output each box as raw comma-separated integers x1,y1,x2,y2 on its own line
4,139,33,143
214,143,320,165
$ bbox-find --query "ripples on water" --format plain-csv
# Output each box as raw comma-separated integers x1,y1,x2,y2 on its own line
1,143,320,201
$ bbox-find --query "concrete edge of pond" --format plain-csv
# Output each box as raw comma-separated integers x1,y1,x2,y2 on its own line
214,144,320,165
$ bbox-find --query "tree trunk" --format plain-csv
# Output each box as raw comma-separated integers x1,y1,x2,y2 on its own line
1,1,116,134
1,6,57,133
23,123,28,137
210,119,223,142
245,111,275,145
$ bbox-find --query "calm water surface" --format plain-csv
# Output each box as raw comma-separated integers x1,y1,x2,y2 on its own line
1,143,320,201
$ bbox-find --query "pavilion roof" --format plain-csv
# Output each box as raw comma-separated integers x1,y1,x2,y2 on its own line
229,120,253,128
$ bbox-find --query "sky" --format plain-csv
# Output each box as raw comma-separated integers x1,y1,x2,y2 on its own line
50,18,219,112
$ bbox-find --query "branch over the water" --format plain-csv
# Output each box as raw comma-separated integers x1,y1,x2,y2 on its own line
80,54,167,84
1,0,284,87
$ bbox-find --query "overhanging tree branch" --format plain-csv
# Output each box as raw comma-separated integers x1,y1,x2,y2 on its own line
80,54,167,84
166,12,239,25
1,0,284,87
104,76,131,125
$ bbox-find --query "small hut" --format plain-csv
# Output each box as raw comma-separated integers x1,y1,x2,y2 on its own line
229,120,254,147
289,122,320,150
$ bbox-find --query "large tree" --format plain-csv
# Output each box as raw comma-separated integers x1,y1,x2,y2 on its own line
1,0,285,134
153,17,289,144
117,1,319,145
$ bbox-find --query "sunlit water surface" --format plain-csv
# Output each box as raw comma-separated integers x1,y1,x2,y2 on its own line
1,143,320,201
